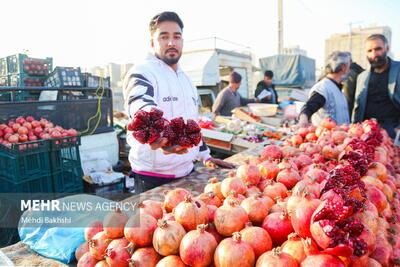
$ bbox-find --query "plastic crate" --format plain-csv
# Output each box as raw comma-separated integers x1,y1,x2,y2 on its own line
44,67,83,87
82,73,111,88
0,173,54,193
49,136,84,193
0,76,8,87
0,58,7,76
9,73,44,87
7,54,53,76
83,177,125,194
0,92,11,101
0,140,52,184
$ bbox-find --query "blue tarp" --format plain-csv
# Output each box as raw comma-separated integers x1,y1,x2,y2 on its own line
259,54,316,88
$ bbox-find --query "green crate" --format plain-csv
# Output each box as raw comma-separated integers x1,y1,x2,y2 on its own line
0,92,11,101
0,140,52,184
44,67,83,87
8,73,44,87
7,54,53,76
0,173,54,193
0,75,8,86
0,58,7,76
49,136,84,193
14,91,40,101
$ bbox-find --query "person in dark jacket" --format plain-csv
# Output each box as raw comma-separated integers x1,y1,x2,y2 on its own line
255,70,279,104
342,59,364,118
353,34,400,139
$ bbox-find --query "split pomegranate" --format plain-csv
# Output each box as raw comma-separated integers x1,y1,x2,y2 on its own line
174,194,208,231
152,219,186,256
180,224,218,267
214,232,255,267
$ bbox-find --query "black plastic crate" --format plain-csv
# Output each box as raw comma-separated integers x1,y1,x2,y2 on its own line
0,140,52,184
44,67,83,87
7,54,52,76
82,73,111,88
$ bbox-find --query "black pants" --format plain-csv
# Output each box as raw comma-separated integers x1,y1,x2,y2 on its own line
131,172,175,194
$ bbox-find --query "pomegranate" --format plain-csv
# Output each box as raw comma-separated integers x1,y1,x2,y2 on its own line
124,213,157,247
214,232,255,267
255,247,297,267
221,176,246,197
236,160,261,185
94,260,109,267
300,254,345,267
105,238,131,267
103,208,129,239
305,132,318,141
76,242,90,261
197,191,222,207
152,219,186,256
78,252,99,267
367,257,383,267
240,223,272,258
206,223,224,243
180,224,218,267
291,195,321,238
292,154,312,170
240,193,273,225
365,185,388,213
322,144,340,159
281,233,308,264
291,134,303,146
128,247,161,267
278,158,298,171
85,221,104,241
263,181,287,200
207,205,217,222
156,255,188,267
139,200,163,220
258,159,279,179
163,188,190,213
204,177,224,200
174,195,208,231
320,117,337,130
261,144,282,160
262,211,294,246
245,185,261,197
366,162,388,182
276,167,301,189
223,190,246,205
214,200,249,236
89,231,112,260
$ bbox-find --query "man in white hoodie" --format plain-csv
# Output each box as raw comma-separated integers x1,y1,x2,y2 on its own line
123,11,233,193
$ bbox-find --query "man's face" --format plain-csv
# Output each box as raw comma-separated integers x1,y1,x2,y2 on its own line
264,76,273,86
366,39,388,68
151,21,183,65
231,82,241,91
340,62,351,82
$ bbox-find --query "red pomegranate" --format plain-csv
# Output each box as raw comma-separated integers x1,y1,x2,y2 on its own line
255,247,297,267
320,117,337,130
292,154,312,170
240,194,273,225
180,224,218,267
156,255,188,267
103,208,129,239
94,260,109,267
128,247,162,267
281,233,308,264
240,223,272,258
105,238,131,267
85,221,104,241
174,195,208,231
304,166,329,183
214,232,255,267
332,130,348,144
276,167,301,189
124,214,157,247
261,144,282,160
291,134,303,146
78,252,99,267
278,158,298,171
152,219,186,256
76,242,89,261
204,177,224,200
258,159,279,179
206,223,224,243
163,188,190,213
221,176,246,197
214,200,249,236
245,185,261,197
300,254,345,267
322,144,340,159
365,185,388,213
291,196,321,238
366,162,388,182
263,181,287,200
236,161,261,185
207,204,218,222
223,191,246,206
196,191,222,207
139,200,163,220
281,146,300,158
262,211,294,246
89,231,112,260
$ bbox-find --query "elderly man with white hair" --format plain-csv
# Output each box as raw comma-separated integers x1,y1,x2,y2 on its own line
298,51,351,127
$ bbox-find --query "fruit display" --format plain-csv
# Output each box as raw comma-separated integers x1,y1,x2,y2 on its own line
76,118,400,266
127,107,202,148
0,116,77,148
22,59,51,76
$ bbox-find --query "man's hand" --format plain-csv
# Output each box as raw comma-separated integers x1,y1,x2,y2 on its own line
150,137,188,154
297,113,311,129
204,158,236,169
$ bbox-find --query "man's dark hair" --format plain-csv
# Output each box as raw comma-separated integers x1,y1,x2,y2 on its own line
149,11,184,34
366,34,388,47
264,70,273,78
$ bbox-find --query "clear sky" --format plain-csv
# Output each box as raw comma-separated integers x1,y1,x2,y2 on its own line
1,0,399,69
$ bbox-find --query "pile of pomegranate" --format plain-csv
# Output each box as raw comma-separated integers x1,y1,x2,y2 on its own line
127,108,202,148
77,118,400,267
0,116,77,148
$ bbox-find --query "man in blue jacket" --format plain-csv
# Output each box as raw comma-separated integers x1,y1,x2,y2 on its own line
352,34,400,138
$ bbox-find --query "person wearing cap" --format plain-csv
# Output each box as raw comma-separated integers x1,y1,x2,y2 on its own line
212,71,264,116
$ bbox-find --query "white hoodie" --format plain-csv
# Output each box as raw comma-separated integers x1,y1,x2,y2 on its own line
122,53,211,178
